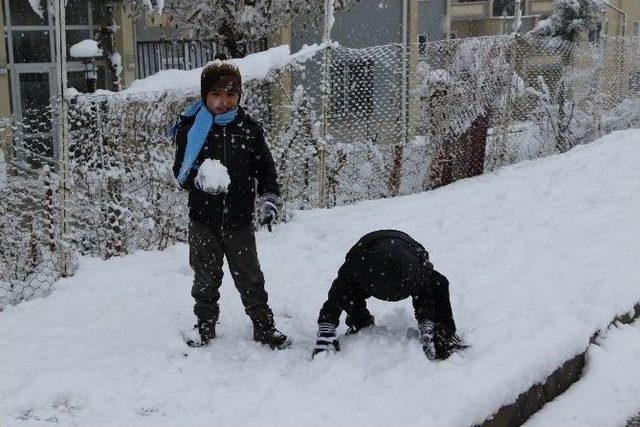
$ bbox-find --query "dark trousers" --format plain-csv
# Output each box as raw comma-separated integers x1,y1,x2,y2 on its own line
317,266,456,336
189,220,273,325
412,270,456,336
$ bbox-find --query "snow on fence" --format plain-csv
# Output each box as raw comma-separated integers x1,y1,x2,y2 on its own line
1,35,639,308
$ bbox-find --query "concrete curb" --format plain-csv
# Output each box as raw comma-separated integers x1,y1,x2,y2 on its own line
626,414,640,427
477,302,640,427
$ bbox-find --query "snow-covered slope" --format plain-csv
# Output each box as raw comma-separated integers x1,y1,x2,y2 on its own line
1,130,639,427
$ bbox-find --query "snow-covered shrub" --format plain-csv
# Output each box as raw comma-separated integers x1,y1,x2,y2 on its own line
528,0,604,42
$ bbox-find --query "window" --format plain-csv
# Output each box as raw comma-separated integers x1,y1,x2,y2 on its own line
9,0,48,25
11,31,52,63
493,0,523,17
634,21,640,37
19,72,52,133
588,24,602,42
65,0,90,25
67,70,89,93
330,58,374,119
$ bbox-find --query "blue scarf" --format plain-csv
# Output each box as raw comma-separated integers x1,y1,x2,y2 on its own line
169,101,237,186
214,108,237,126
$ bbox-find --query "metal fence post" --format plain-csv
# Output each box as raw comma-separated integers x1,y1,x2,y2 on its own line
319,0,333,208
594,37,604,140
54,0,71,277
499,36,518,167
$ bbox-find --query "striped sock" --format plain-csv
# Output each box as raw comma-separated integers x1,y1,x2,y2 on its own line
418,320,436,360
313,323,340,356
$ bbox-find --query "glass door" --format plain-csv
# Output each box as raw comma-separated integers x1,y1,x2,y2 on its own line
12,70,56,163
4,0,103,163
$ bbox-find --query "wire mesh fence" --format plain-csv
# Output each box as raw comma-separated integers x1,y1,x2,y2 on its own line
1,35,639,308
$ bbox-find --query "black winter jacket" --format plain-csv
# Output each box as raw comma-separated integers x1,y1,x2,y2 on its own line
172,106,280,229
343,230,434,301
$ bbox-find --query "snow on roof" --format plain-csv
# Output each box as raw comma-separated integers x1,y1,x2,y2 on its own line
69,39,103,59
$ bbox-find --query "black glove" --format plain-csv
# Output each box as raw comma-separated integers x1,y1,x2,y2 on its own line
312,323,340,358
259,193,279,230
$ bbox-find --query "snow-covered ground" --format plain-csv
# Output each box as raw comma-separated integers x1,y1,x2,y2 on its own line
1,129,639,426
524,319,640,427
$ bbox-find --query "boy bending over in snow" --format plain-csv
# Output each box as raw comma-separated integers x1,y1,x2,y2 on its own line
313,230,466,359
170,60,289,350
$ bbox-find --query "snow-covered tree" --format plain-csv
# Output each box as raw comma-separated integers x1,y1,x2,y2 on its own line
140,0,365,58
527,0,604,42
149,0,325,58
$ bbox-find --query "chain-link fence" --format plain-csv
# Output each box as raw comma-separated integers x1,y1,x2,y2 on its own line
1,35,639,308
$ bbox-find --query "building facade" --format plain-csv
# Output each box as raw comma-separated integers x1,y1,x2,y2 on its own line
0,0,138,119
448,0,640,39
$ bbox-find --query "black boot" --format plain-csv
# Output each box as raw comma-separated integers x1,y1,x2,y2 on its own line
253,318,291,350
187,318,216,348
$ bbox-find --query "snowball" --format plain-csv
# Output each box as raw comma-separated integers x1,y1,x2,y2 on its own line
195,159,230,194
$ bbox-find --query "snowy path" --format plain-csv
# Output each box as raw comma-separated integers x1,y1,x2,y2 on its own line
1,130,639,427
524,319,640,427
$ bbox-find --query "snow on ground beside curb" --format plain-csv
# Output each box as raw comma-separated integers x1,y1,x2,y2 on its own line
0,130,639,426
524,320,640,427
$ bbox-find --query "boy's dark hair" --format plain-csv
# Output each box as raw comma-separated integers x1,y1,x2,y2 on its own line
201,61,242,101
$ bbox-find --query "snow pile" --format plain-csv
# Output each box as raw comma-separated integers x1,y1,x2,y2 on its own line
105,43,331,96
109,52,122,78
121,45,292,95
194,159,230,194
603,98,640,132
524,320,640,427
0,130,638,426
69,40,102,59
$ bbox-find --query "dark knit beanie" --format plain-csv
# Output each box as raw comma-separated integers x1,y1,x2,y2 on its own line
201,61,242,102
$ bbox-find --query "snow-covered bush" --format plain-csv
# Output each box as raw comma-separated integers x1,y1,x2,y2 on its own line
528,0,604,42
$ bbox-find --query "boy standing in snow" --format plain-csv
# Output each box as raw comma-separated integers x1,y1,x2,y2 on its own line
171,61,289,349
312,230,466,359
